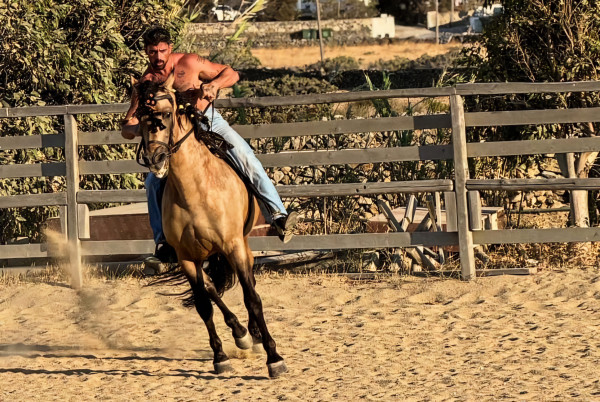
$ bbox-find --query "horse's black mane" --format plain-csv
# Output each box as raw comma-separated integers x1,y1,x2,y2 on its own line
135,80,163,119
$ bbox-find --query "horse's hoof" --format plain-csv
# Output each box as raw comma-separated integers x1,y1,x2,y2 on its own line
267,360,288,378
234,331,253,350
214,360,234,374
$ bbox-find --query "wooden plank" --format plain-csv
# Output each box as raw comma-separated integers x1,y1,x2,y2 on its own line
79,131,140,146
66,103,129,114
375,199,431,269
468,137,600,157
79,160,147,175
415,212,432,232
233,115,452,139
0,133,65,150
444,191,458,232
450,94,476,280
276,180,453,197
64,114,83,289
254,250,333,265
472,227,600,244
77,189,147,204
0,243,49,259
376,200,403,231
0,192,67,208
2,82,600,118
59,206,67,239
248,232,458,251
455,81,600,95
425,197,439,232
435,192,442,230
465,107,600,127
468,190,482,231
80,239,155,255
432,192,445,264
414,267,537,277
0,105,68,117
404,194,417,223
477,267,537,276
78,204,90,239
466,178,600,191
216,88,456,108
257,145,453,167
0,162,66,178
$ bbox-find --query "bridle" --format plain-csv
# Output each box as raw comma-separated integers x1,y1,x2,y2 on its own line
135,92,197,169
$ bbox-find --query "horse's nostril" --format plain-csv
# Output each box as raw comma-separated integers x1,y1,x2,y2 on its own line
152,152,167,165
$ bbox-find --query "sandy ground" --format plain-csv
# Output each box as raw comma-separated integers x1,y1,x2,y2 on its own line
1,268,600,400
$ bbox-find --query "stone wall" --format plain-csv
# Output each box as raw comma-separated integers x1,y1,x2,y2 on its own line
183,15,394,49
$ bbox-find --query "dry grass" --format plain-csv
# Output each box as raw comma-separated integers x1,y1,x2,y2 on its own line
247,42,462,69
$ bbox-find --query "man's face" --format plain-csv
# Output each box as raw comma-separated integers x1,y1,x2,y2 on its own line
146,42,172,71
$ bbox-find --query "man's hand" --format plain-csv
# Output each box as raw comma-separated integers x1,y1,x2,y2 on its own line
121,117,140,140
201,83,219,102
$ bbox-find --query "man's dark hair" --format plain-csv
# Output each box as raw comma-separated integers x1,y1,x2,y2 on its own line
143,26,172,47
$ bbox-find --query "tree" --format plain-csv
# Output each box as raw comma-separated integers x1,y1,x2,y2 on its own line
0,0,187,243
456,0,600,228
256,0,299,21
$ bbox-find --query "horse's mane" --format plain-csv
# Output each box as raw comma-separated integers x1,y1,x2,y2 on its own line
135,80,163,118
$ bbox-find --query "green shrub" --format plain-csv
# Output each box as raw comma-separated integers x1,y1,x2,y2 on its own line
0,0,187,243
306,56,361,74
209,44,262,70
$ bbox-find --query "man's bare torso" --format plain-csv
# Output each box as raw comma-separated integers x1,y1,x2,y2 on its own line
141,53,210,111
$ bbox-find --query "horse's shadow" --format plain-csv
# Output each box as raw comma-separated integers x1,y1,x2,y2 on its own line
0,343,267,380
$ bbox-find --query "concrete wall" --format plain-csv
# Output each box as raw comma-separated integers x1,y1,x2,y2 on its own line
426,11,464,29
183,15,395,49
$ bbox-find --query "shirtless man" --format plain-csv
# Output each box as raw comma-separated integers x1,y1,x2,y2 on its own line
122,26,297,263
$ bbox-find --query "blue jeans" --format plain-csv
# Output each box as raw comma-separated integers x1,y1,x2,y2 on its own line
145,108,287,245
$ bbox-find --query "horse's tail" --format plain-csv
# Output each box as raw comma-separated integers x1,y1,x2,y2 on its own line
204,253,237,297
146,253,236,308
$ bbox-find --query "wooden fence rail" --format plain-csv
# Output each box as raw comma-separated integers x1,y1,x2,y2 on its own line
1,81,600,285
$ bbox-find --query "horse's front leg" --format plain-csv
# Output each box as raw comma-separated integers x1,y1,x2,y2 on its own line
180,260,232,374
201,269,254,349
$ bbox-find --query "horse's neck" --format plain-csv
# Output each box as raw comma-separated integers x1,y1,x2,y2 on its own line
168,133,216,193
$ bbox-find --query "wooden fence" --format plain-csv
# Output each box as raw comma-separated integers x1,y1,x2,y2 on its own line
2,81,600,287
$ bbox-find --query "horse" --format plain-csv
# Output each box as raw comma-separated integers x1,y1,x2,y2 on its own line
135,74,288,378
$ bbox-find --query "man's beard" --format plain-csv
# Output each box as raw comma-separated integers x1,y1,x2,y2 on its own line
152,60,166,70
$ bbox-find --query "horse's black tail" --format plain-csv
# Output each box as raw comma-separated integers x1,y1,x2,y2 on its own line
146,254,237,308
204,253,237,297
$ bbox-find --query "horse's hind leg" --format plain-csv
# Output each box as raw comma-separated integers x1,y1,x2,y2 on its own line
201,270,253,349
181,260,233,374
228,241,287,378
247,275,264,352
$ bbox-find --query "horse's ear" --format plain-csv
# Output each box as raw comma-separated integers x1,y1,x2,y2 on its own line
163,73,175,92
130,76,138,86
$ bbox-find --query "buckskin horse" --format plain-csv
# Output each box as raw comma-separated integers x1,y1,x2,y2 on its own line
135,75,287,378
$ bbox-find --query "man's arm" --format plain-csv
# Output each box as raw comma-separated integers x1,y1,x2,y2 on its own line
121,85,141,140
195,55,240,102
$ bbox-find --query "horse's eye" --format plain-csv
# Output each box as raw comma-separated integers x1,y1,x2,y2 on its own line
164,112,171,118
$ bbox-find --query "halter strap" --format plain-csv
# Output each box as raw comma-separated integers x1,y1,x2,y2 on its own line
136,99,216,168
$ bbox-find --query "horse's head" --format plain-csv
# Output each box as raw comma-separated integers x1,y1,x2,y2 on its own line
135,75,178,178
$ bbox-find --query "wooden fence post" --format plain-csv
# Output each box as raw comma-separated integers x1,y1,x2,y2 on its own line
64,114,83,289
450,94,476,280
444,192,458,232
468,190,483,231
